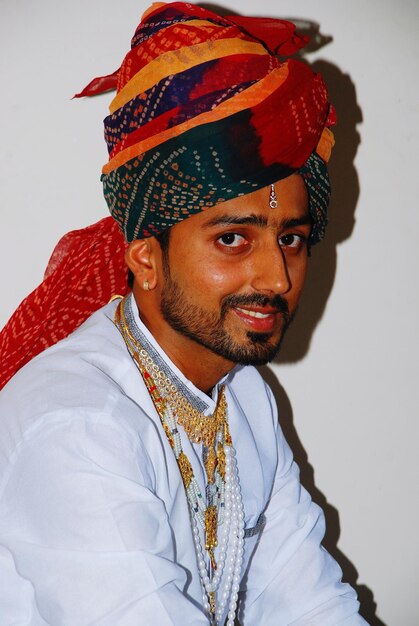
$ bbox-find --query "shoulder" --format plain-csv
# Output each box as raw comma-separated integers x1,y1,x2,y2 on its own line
0,302,155,469
1,302,128,408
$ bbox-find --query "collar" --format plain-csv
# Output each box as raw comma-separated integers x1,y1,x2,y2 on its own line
125,293,230,415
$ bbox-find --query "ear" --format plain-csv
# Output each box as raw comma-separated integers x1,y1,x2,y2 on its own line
125,239,159,290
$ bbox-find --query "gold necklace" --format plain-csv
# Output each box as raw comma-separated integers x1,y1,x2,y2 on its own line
115,298,232,449
114,297,233,568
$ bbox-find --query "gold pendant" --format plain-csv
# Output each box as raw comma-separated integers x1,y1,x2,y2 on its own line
205,445,218,484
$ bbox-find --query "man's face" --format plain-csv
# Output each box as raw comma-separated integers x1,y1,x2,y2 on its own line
155,174,311,367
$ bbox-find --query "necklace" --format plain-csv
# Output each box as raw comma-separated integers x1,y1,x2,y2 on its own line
114,297,245,625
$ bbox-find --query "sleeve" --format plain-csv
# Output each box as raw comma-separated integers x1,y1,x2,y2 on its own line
239,387,369,626
0,410,208,626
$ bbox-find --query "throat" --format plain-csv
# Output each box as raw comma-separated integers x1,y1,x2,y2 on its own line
129,292,234,393
158,336,234,394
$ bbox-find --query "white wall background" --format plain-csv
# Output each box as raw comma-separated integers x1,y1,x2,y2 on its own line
1,1,418,625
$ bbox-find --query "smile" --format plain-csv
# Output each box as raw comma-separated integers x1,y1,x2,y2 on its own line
232,306,279,332
235,307,272,319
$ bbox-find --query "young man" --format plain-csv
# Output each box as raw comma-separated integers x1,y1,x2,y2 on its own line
0,3,367,624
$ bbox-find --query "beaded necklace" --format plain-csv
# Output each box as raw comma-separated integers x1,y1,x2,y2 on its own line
114,297,245,625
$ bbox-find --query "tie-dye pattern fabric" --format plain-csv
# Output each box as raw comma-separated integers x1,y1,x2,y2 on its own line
100,2,334,244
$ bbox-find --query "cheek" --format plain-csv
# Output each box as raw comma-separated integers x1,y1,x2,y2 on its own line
202,262,246,291
178,247,248,295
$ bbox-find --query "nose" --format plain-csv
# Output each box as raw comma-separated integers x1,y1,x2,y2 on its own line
250,240,291,295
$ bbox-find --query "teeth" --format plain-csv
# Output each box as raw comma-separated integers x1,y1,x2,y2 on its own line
236,307,272,319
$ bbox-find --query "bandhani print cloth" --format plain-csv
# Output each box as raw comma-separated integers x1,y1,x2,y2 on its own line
0,219,128,390
96,2,335,243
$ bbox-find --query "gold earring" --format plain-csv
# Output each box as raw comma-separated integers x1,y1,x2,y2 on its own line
143,280,150,291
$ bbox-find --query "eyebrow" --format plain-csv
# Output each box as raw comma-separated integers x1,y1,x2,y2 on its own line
203,213,311,229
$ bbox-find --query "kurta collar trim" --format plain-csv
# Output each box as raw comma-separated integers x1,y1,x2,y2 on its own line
125,293,229,414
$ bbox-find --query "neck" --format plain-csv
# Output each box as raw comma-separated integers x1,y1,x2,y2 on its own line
134,297,234,393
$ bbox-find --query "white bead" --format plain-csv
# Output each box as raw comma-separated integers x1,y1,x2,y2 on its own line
156,391,247,623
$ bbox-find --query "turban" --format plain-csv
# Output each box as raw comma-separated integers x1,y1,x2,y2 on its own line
95,2,335,244
0,2,335,389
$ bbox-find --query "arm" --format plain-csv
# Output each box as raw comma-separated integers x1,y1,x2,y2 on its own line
0,410,207,626
239,390,369,626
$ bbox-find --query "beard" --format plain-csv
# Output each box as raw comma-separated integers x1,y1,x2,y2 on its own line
160,274,292,366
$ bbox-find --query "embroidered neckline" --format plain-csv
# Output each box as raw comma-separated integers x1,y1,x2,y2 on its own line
124,294,211,413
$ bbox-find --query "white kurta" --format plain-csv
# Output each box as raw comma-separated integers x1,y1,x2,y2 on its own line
0,295,368,625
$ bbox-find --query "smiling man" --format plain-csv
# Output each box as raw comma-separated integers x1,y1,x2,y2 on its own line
128,174,311,392
0,3,368,625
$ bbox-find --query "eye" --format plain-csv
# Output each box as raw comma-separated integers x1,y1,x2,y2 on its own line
217,232,246,248
278,234,306,249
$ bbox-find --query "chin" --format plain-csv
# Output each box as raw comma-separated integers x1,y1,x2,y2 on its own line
211,331,284,366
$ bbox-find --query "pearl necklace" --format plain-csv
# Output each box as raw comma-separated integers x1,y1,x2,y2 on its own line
114,298,245,625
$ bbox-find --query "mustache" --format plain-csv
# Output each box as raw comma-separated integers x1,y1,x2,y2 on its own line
221,293,289,319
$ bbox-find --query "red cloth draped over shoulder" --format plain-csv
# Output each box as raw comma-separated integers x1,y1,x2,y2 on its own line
0,218,128,389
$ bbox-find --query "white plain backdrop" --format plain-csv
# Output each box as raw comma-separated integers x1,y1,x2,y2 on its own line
1,1,418,625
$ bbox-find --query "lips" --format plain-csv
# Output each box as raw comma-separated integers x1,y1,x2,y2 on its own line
232,306,279,332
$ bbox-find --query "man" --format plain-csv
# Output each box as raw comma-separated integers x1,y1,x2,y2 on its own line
0,3,367,624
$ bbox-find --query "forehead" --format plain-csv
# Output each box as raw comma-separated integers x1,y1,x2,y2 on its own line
214,173,308,219
172,173,309,235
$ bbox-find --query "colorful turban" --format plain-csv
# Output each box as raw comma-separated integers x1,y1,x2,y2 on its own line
94,2,335,244
0,2,335,390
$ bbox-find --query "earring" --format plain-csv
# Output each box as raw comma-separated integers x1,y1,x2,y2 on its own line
143,280,150,291
269,183,278,209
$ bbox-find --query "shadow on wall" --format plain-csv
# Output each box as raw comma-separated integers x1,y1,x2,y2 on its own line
260,367,388,626
263,21,387,626
276,51,362,364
